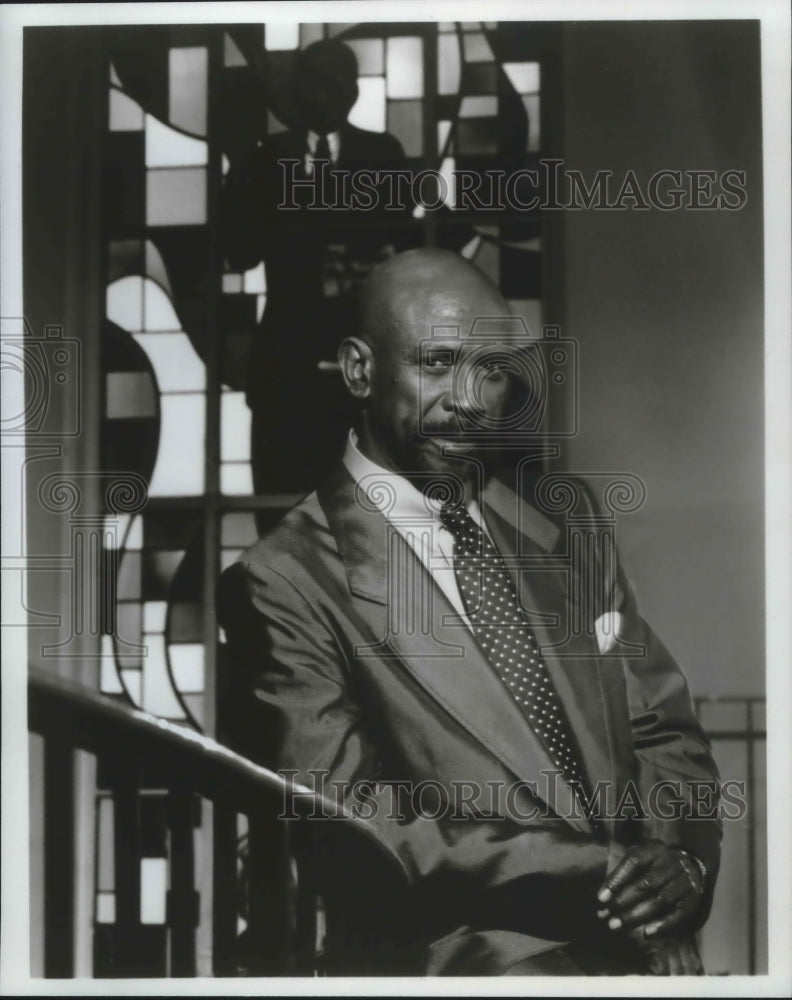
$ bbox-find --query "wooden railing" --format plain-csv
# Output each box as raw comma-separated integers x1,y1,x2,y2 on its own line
28,667,411,978
28,669,767,978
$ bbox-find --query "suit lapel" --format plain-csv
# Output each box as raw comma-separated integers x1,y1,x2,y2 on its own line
482,480,620,837
319,465,601,832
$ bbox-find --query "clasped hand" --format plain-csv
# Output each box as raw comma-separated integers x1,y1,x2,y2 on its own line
596,839,707,975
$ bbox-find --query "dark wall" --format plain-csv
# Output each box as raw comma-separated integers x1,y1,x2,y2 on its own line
560,20,764,697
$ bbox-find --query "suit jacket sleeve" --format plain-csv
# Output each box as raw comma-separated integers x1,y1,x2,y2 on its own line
219,557,620,922
576,479,722,889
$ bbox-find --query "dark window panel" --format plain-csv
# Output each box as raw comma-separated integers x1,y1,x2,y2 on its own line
456,117,499,155
104,132,145,231
140,795,169,857
168,601,204,643
141,510,201,552
461,61,497,94
142,551,185,600
499,245,542,299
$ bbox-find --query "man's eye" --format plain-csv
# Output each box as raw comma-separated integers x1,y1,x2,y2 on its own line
422,356,453,371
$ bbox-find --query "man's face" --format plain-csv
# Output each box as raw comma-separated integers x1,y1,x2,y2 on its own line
294,51,358,134
365,287,515,486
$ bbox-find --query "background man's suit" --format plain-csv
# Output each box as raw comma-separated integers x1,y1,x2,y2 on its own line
222,124,417,494
219,459,721,975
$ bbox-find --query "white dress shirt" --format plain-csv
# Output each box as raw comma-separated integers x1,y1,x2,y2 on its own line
305,130,341,175
342,430,494,629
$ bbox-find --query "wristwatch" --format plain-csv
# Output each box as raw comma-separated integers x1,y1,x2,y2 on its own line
676,848,708,893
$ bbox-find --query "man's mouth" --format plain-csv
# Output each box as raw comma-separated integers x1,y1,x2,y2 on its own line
425,435,479,453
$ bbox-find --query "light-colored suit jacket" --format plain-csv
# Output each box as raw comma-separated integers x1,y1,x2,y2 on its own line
219,462,721,974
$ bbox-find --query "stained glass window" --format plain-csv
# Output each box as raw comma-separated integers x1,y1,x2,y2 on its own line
98,21,554,975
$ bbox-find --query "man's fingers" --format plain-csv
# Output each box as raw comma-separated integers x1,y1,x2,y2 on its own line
679,939,704,975
612,876,689,930
597,845,655,902
641,902,689,938
605,861,676,914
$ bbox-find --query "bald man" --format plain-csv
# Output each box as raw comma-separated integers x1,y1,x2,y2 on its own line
219,249,721,976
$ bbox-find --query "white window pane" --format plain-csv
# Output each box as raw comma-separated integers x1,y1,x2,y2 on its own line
133,333,206,392
140,858,168,924
265,23,299,50
348,77,386,133
438,34,461,96
439,157,456,210
242,261,267,294
110,89,144,131
346,38,384,76
142,634,185,718
221,463,254,496
462,33,493,63
143,601,167,633
148,393,205,497
170,643,205,693
96,893,116,924
100,640,124,694
221,391,252,462
459,96,498,118
126,515,143,551
223,274,242,293
143,280,181,331
221,549,243,571
107,276,144,332
386,38,423,99
145,114,208,168
120,668,142,706
503,61,541,95
169,47,208,136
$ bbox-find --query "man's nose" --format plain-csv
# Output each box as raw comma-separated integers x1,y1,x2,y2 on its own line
446,367,505,426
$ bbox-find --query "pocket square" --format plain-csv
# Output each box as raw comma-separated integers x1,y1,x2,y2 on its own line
595,611,624,654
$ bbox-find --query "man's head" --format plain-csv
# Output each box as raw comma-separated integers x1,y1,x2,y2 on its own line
339,248,519,488
293,39,359,135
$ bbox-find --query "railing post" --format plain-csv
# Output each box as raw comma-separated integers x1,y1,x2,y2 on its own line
110,760,141,976
43,736,75,977
244,808,294,975
167,789,199,976
211,802,239,976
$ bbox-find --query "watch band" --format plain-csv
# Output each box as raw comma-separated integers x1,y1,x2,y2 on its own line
676,848,708,892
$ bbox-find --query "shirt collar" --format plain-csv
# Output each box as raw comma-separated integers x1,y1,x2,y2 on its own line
342,429,488,531
307,129,341,162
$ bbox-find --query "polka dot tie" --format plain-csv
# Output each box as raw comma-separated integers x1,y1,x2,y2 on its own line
439,502,591,803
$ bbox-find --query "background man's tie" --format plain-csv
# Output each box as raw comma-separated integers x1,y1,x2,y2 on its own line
315,133,332,163
439,502,593,812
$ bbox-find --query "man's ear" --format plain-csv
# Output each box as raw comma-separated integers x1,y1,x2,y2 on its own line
338,337,373,399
